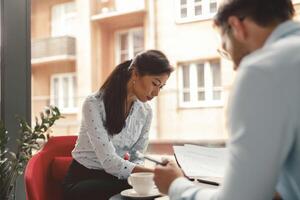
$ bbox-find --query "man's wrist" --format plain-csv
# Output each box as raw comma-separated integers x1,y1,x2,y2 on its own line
168,177,191,195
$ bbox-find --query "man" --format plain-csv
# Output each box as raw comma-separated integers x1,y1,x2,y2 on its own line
154,0,300,199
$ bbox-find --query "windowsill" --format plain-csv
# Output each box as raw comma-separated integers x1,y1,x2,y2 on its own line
91,8,145,21
31,55,76,65
147,138,226,155
178,101,224,109
175,14,216,24
60,108,79,114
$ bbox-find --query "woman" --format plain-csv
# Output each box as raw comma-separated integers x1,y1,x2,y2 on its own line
63,50,174,200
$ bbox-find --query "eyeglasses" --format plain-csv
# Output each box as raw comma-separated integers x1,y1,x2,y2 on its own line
216,16,245,60
217,47,232,60
217,29,232,60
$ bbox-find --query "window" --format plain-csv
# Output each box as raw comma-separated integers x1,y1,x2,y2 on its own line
50,73,77,113
51,2,77,37
115,28,144,64
176,0,218,22
180,0,188,18
293,0,300,4
178,60,222,107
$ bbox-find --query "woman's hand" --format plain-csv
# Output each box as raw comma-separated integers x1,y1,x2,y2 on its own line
132,165,154,173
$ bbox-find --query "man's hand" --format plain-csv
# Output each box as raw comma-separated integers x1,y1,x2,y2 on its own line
153,161,185,194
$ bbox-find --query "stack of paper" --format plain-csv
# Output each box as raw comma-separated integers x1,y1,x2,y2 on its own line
173,144,228,185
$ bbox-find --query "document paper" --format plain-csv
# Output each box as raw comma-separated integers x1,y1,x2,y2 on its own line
173,144,228,184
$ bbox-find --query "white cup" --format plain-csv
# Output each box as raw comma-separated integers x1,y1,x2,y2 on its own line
128,172,155,195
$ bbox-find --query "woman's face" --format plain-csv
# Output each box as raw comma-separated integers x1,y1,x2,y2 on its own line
132,72,170,102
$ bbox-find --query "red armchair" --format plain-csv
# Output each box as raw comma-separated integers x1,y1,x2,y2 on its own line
25,136,77,200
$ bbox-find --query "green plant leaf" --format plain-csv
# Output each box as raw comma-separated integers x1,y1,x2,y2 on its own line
0,106,63,198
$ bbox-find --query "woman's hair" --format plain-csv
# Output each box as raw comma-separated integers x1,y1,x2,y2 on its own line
100,50,174,136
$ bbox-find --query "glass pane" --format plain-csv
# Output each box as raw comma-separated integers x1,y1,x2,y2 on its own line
133,30,144,50
180,0,187,5
51,5,63,36
120,33,128,50
31,0,238,139
210,2,217,13
65,16,77,37
53,78,59,106
183,92,190,102
213,91,221,100
65,2,76,13
211,61,221,87
197,63,204,87
62,77,69,108
134,49,143,56
121,53,128,62
198,91,205,101
181,8,187,18
182,65,190,88
51,2,77,37
72,76,77,107
195,5,202,16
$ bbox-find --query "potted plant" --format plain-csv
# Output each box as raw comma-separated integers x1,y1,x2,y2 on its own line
0,106,63,200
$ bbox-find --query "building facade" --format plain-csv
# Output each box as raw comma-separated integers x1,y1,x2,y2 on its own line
31,0,300,141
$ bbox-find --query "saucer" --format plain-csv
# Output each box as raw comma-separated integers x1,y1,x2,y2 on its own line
120,188,161,199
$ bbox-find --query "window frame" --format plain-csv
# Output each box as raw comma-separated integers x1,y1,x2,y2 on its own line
293,0,300,4
51,1,77,37
175,0,218,24
115,27,144,65
50,73,78,114
0,0,31,197
178,60,223,108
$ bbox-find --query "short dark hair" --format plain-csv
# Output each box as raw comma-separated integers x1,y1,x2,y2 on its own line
214,0,295,27
100,50,173,136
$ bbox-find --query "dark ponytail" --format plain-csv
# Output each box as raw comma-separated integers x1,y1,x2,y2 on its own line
100,50,173,136
100,60,132,136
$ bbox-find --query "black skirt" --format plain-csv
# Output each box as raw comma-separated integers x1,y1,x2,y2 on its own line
62,159,130,200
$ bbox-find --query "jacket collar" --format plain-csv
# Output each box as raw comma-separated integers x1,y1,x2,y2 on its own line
264,20,300,47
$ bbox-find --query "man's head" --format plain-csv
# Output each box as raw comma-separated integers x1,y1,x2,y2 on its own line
214,0,295,70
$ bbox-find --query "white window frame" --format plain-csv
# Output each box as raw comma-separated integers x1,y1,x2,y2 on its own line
175,0,218,23
293,0,300,4
178,60,223,108
51,2,77,37
50,73,78,114
115,27,144,65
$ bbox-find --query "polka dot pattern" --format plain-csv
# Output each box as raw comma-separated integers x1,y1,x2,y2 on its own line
72,92,153,179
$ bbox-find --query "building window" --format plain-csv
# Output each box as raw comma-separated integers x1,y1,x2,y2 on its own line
176,0,218,22
50,73,77,113
51,2,77,37
293,0,300,4
178,60,222,107
115,28,144,64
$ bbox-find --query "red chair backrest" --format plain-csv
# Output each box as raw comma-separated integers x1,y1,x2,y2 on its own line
25,136,77,200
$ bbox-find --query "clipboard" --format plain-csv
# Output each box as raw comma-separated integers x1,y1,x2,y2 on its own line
173,144,227,186
174,152,220,186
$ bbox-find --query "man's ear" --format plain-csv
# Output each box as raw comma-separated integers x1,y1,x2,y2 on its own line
228,16,247,42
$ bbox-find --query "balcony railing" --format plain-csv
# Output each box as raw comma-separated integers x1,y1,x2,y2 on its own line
31,36,76,65
31,95,82,115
